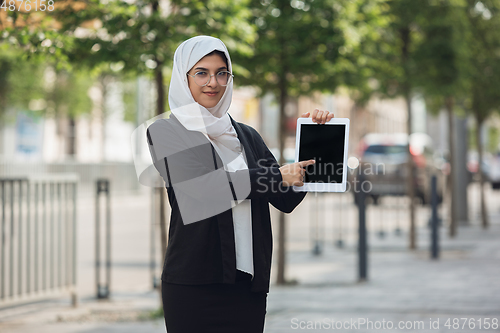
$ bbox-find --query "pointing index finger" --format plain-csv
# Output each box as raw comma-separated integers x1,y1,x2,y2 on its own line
298,159,316,167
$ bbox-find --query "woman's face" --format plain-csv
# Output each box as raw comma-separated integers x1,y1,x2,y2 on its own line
187,54,228,109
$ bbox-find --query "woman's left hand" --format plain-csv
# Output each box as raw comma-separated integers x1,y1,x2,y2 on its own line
301,109,334,124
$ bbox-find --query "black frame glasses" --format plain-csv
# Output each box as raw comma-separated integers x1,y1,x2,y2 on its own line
187,71,234,87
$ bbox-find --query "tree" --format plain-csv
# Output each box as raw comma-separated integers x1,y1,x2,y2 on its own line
0,44,93,158
337,1,393,105
52,69,94,157
413,0,472,237
234,0,387,283
0,43,96,158
0,44,46,156
0,44,46,118
365,0,425,249
464,0,500,229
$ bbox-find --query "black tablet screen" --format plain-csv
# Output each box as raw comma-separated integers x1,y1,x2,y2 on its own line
298,124,345,184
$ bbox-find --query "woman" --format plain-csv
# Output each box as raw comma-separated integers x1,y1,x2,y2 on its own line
146,35,334,333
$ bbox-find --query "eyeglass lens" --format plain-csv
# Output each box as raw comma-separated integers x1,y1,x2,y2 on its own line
194,71,231,86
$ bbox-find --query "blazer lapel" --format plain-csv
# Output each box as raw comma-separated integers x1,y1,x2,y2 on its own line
229,114,258,169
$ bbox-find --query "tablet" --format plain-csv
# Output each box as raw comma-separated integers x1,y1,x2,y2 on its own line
293,118,350,192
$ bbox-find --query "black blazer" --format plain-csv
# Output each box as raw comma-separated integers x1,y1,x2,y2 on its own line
146,113,307,293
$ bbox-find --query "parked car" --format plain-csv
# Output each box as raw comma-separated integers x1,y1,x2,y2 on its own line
467,150,492,183
489,152,500,190
351,133,444,205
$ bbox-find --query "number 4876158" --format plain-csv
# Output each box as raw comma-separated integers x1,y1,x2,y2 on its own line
444,318,498,330
1,0,55,11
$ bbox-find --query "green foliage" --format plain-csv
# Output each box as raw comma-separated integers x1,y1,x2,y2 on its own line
488,126,499,153
0,39,95,125
465,0,500,123
469,124,477,150
1,0,255,75
234,0,386,100
471,124,500,153
0,44,45,114
1,0,256,122
122,79,137,123
365,0,424,99
0,44,13,117
2,0,499,129
424,95,445,117
414,0,472,102
49,69,94,118
336,0,393,104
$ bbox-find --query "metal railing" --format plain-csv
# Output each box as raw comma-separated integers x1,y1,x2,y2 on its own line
0,161,138,194
0,174,78,307
95,179,111,299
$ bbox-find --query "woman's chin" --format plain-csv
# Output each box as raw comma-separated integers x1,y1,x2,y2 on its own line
200,100,220,109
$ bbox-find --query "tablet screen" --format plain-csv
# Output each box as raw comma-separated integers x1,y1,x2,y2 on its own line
298,124,346,184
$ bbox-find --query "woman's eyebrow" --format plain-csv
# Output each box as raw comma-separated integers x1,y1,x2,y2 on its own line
194,66,228,71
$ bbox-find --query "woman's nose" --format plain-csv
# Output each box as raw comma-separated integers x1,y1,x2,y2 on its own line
207,74,218,87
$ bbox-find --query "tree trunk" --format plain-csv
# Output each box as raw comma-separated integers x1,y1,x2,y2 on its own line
154,58,168,293
0,60,9,156
400,26,416,250
276,73,288,285
445,96,457,237
275,0,290,285
99,75,110,162
404,90,416,250
475,118,489,229
151,0,168,307
67,116,76,157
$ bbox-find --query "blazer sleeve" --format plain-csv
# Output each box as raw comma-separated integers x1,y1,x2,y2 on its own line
249,127,308,214
146,120,288,204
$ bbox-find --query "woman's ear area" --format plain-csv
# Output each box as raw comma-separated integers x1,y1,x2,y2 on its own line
186,67,192,89
186,62,200,89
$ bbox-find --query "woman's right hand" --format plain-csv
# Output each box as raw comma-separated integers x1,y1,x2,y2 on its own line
279,159,316,187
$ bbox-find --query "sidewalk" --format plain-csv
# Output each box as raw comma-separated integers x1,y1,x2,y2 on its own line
263,188,500,332
0,186,499,333
266,223,500,332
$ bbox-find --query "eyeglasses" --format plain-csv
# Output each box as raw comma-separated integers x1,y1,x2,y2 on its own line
187,71,234,87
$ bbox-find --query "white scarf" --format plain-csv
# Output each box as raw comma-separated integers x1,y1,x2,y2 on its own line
168,35,241,155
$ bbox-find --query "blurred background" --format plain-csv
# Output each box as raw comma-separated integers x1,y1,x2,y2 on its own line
1,0,500,332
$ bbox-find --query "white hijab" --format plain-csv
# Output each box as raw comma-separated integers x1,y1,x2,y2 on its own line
169,35,241,154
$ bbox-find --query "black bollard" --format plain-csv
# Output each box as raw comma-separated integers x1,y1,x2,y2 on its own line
430,175,439,260
358,172,368,281
311,192,322,256
335,193,344,248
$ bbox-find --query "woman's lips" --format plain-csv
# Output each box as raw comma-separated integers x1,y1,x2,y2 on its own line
204,92,218,97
